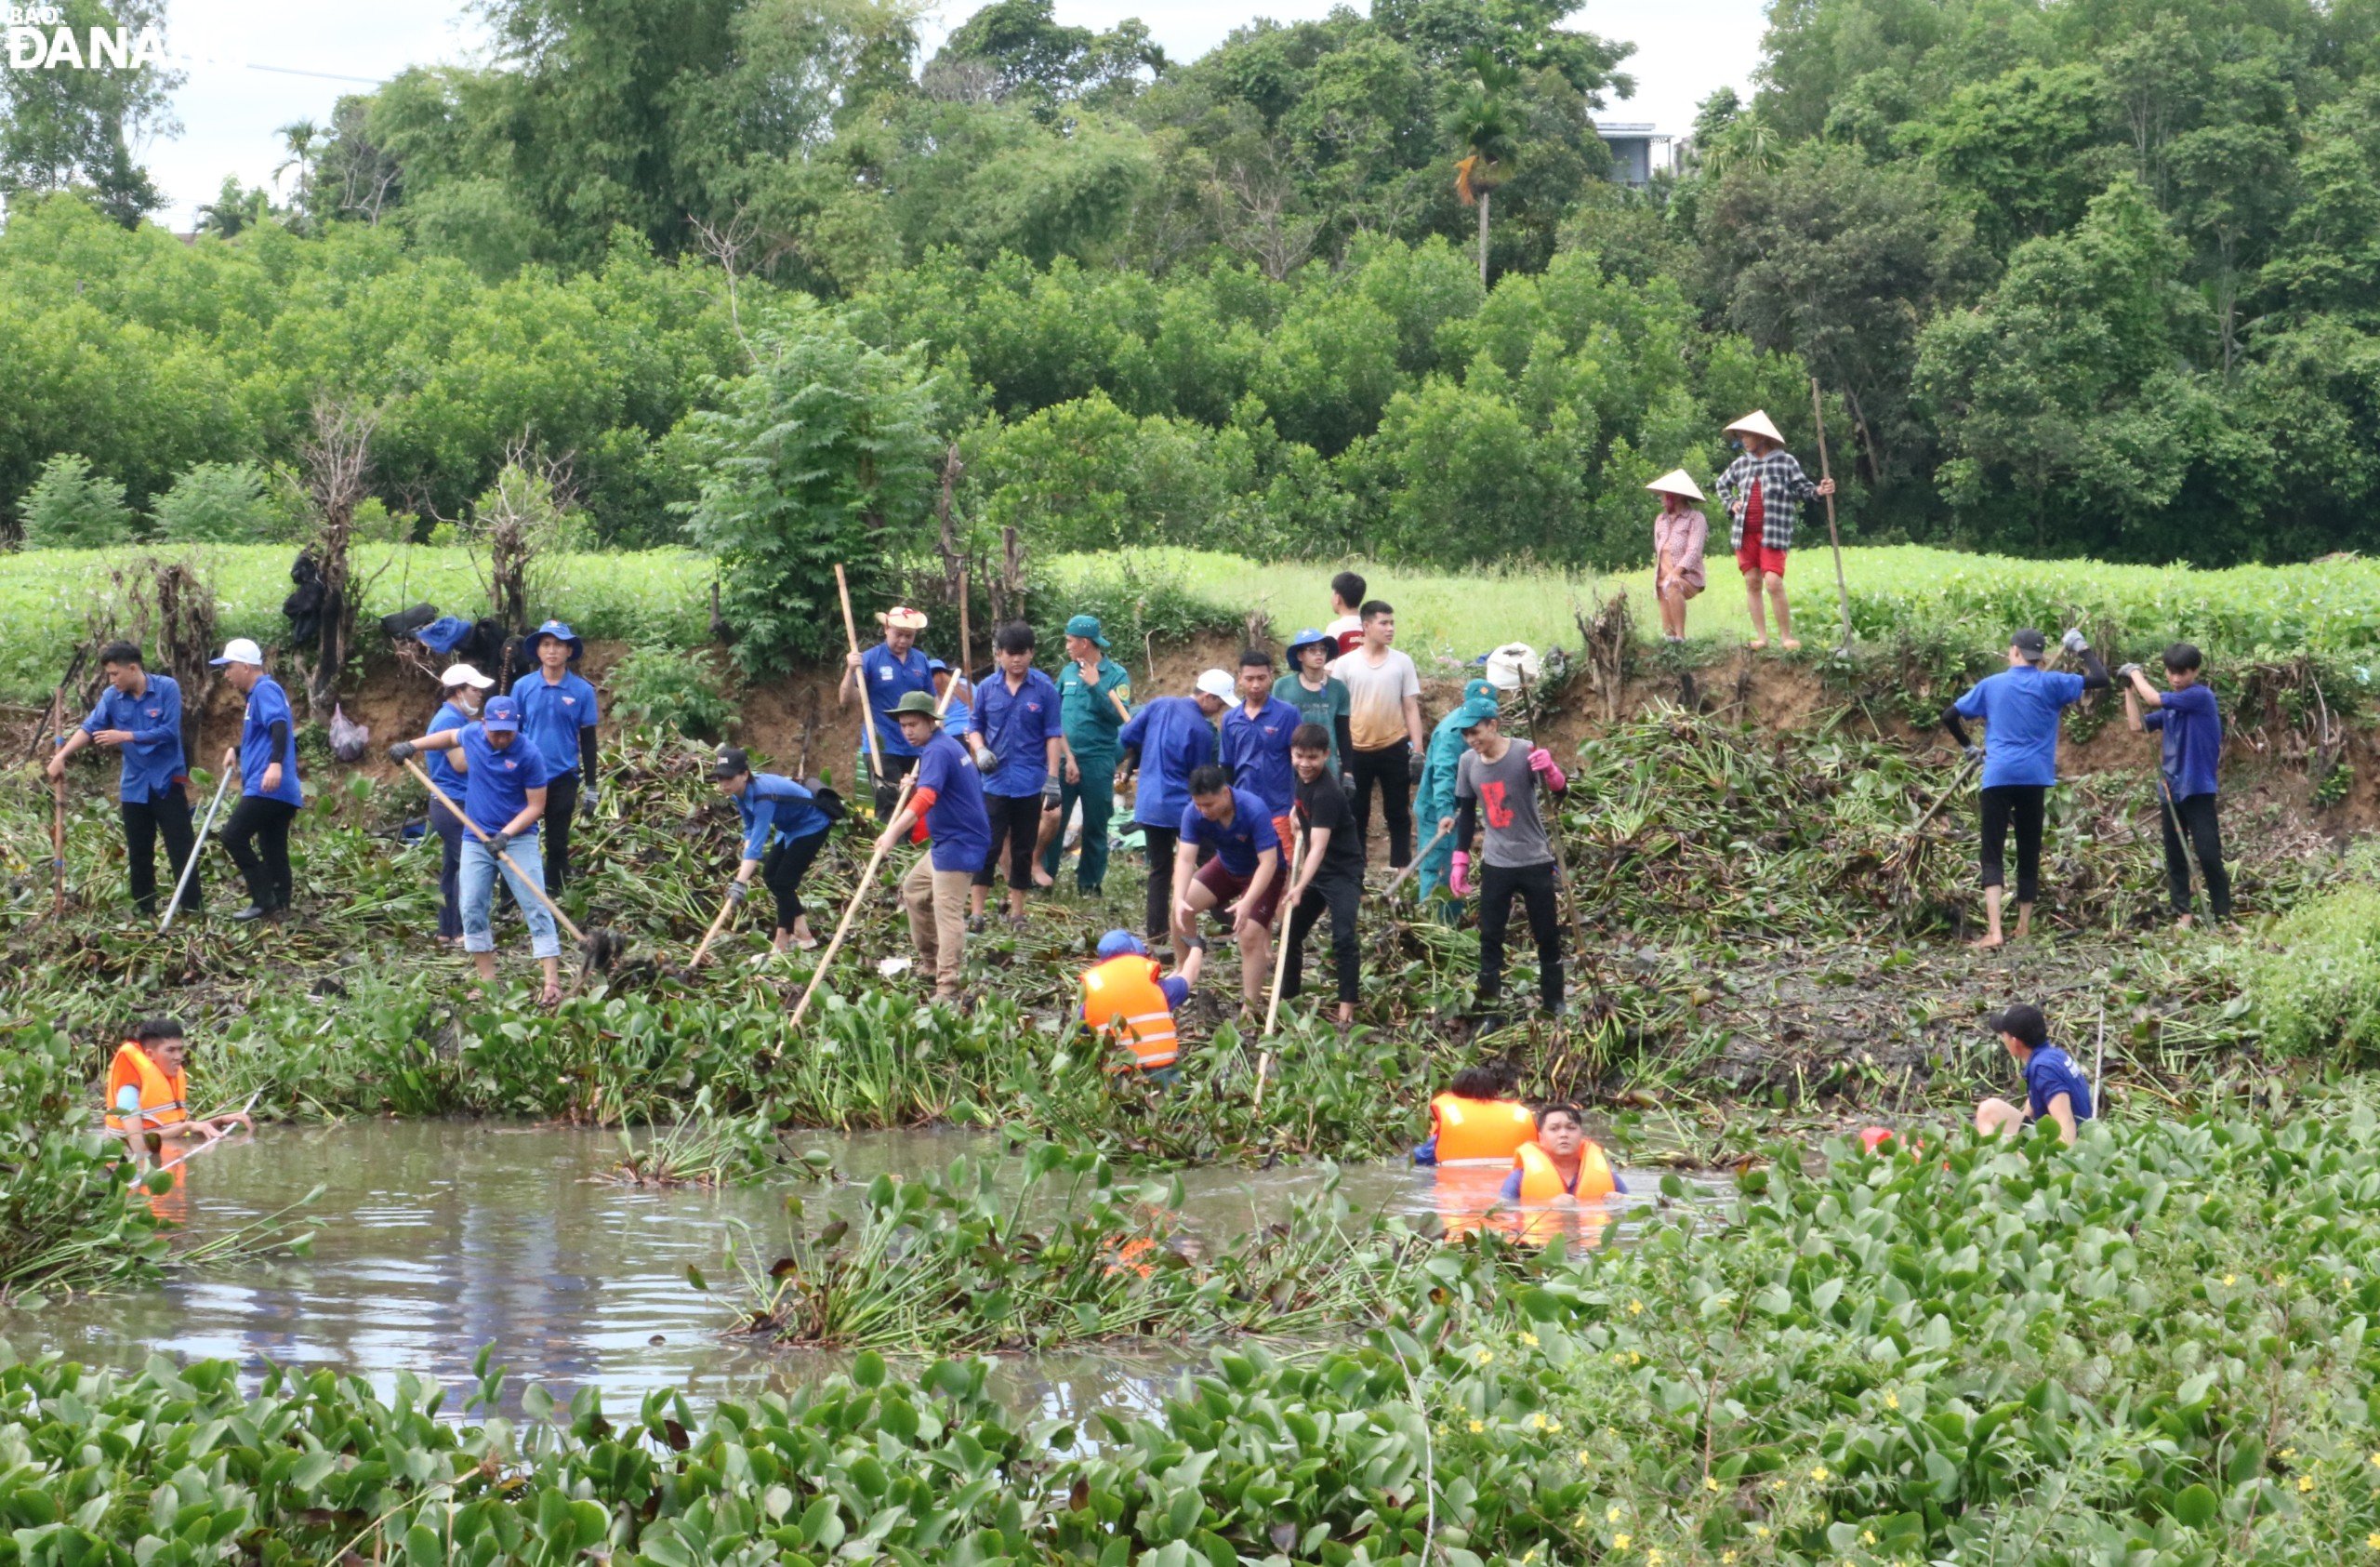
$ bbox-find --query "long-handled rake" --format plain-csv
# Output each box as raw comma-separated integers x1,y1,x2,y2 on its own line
399,757,627,983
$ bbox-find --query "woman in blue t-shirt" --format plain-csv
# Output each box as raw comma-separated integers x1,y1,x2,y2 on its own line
1940,628,2109,949
2122,643,2230,928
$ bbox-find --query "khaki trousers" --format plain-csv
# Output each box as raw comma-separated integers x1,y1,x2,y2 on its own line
900,856,971,996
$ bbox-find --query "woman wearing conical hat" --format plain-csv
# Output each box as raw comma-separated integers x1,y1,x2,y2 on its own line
1711,410,1833,651
1646,470,1708,644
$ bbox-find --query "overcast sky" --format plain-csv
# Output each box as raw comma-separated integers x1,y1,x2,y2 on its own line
144,0,1766,229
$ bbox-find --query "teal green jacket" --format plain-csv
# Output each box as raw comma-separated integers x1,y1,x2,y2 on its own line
1413,710,1472,851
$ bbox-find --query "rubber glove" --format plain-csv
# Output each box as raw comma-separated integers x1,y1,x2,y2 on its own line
1448,850,1472,897
2061,628,2088,655
487,830,512,857
727,881,748,903
975,749,998,773
1963,745,1983,764
1526,747,1567,790
387,740,416,764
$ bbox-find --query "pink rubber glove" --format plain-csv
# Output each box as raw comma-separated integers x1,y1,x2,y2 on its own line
1527,747,1567,791
1448,851,1472,897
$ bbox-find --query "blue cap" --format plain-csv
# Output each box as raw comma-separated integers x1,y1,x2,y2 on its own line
927,657,949,673
482,696,523,732
1096,929,1149,960
1286,627,1331,657
532,619,583,659
1064,614,1110,649
1455,698,1501,731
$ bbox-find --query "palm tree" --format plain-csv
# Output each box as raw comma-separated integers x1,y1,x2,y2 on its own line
1444,46,1523,286
274,119,321,232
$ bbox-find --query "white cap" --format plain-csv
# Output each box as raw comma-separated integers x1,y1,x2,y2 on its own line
1193,668,1236,701
439,663,495,690
208,637,264,668
1646,468,1705,500
1724,409,1785,444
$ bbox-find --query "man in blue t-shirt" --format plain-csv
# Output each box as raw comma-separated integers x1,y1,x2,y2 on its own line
2123,643,2230,927
713,745,835,953
841,605,935,820
967,622,1070,930
209,638,304,922
1941,628,2109,949
1975,1003,2094,1146
1220,647,1303,843
509,620,601,893
877,689,991,1003
1171,764,1283,1019
1117,671,1230,945
46,640,200,918
390,695,562,1004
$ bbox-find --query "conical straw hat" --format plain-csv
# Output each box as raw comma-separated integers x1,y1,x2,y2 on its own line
1645,468,1704,500
1724,409,1784,444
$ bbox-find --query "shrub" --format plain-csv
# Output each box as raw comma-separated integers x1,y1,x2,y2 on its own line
2240,881,2380,1062
151,461,300,543
19,453,135,547
0,1027,168,1297
609,644,735,741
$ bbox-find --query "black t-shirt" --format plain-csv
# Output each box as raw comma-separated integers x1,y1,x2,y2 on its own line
1296,771,1367,881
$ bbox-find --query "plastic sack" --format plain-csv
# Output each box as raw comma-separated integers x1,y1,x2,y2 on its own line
328,703,370,764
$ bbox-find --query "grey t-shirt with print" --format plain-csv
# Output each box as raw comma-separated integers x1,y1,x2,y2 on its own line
1455,742,1555,869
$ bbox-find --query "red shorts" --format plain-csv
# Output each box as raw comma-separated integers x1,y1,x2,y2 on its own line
1736,538,1788,578
1192,856,1283,930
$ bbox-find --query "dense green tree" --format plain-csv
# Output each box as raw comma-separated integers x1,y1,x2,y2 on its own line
0,0,177,225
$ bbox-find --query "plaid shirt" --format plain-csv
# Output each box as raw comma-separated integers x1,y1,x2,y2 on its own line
1712,450,1819,552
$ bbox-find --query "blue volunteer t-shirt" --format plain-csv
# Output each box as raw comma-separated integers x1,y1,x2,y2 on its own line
1220,696,1302,816
426,700,472,797
2023,1045,2095,1124
83,673,186,803
238,676,304,805
973,668,1065,797
1177,787,1281,876
1953,665,2088,788
457,724,553,835
2142,682,2221,799
861,644,934,760
914,730,992,873
1117,697,1219,830
510,671,600,779
738,773,829,859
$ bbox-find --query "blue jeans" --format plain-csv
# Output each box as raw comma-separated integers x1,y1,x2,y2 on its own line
459,833,561,959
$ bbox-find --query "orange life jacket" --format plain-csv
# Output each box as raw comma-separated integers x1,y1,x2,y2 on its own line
1513,1138,1617,1202
1429,1093,1538,1166
105,1041,187,1133
1081,955,1180,1070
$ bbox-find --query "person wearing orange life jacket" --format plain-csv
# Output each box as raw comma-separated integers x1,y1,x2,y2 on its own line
1501,1103,1623,1203
1079,928,1205,1078
106,1016,252,1160
1412,1063,1536,1166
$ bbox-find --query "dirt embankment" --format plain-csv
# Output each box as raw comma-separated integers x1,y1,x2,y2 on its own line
170,635,2380,834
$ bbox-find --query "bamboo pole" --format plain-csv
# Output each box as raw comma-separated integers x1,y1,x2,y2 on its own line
837,564,884,793
1381,821,1451,900
399,757,585,943
1252,814,1306,1111
687,888,739,970
1809,378,1855,652
158,767,232,932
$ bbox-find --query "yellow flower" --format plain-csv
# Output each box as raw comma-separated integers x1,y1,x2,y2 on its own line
1520,1331,1540,1347
1812,1466,1830,1482
1606,1506,1623,1523
1885,1391,1900,1410
1752,1523,1771,1538
1628,1298,1646,1315
1613,1533,1633,1550
2281,1448,2296,1460
1579,1449,1594,1466
1630,1350,1643,1365
1863,1529,1878,1545
1475,1348,1494,1364
2223,1273,2237,1286
1723,1554,1738,1564
1648,1552,1665,1566
1548,1419,1564,1433
1468,1419,1485,1433
2367,1531,2380,1549
1768,1479,1786,1492
1529,1413,1546,1429
1704,1476,1722,1493
2298,1475,2315,1494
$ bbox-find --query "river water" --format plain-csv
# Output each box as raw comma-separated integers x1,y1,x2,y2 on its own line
3,1122,1727,1416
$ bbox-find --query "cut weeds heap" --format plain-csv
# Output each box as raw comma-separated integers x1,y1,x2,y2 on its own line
18,1096,2380,1561
0,710,2348,1168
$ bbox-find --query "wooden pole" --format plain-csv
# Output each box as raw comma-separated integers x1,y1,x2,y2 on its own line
787,657,965,1030
1380,821,1451,900
1908,754,1980,836
400,756,585,942
959,566,972,684
159,766,233,932
1809,378,1855,653
1252,815,1305,1112
836,564,884,792
49,771,65,917
687,889,739,970
1516,671,1592,963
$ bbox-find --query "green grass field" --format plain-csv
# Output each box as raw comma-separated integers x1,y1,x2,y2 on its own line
1048,544,2380,675
7,541,2377,704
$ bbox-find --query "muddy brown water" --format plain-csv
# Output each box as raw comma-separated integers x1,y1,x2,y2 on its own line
4,1122,1728,1417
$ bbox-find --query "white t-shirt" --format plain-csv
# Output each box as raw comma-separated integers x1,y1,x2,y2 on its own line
1324,615,1364,657
1329,645,1420,752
